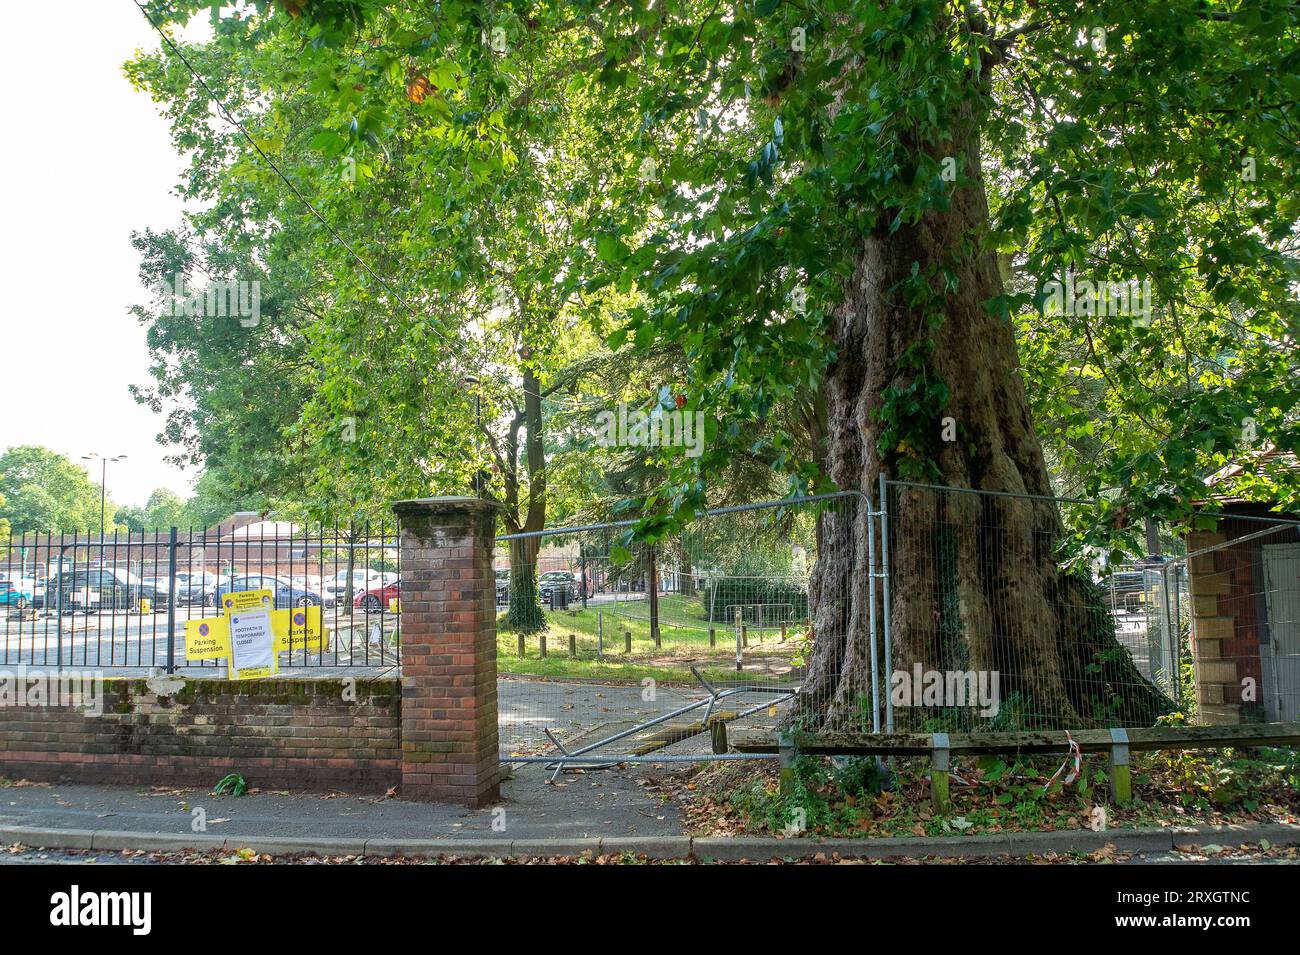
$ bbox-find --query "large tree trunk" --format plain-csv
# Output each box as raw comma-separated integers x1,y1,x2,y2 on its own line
506,365,548,632
507,534,545,632
800,96,1169,732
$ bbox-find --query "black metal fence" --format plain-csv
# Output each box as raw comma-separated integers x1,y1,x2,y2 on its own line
0,521,401,675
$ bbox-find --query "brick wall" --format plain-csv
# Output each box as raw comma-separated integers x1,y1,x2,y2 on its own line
0,498,504,806
1188,512,1300,724
0,677,401,791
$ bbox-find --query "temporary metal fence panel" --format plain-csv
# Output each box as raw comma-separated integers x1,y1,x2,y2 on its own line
1101,560,1186,696
493,492,862,764
878,480,1183,733
1181,514,1300,724
880,480,1300,733
0,521,401,676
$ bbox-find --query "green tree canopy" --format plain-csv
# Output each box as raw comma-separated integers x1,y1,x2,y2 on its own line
0,446,113,535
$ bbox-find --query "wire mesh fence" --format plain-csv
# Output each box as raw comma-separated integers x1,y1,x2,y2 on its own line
1100,560,1187,697
494,482,1300,766
0,520,401,676
880,481,1300,733
879,480,1180,733
493,493,860,762
1182,513,1300,725
5,481,1294,768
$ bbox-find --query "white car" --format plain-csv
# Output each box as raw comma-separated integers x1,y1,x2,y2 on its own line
323,569,385,599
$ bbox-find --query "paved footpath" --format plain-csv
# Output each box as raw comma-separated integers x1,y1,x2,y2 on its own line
0,761,683,846
2,771,1298,863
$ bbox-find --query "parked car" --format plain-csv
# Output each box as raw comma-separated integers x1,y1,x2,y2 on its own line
141,576,173,607
216,574,329,610
539,571,579,607
287,574,324,598
52,568,156,613
322,569,385,602
172,571,220,607
495,569,510,606
355,580,400,612
0,578,34,610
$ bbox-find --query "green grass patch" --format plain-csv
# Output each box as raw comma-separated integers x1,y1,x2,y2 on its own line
496,597,801,682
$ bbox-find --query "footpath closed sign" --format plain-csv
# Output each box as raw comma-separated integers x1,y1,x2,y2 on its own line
182,589,330,679
228,590,277,679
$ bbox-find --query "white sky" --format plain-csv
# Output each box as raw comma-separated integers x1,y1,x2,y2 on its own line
0,2,210,508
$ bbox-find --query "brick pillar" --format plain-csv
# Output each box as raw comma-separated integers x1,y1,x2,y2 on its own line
393,497,503,806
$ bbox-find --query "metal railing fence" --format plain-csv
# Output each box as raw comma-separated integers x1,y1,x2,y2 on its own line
0,521,401,675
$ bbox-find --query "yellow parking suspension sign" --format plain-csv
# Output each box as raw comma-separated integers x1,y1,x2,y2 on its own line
183,591,329,679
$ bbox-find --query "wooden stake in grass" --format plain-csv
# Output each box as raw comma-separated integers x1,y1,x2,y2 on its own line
624,629,632,654
539,632,547,658
930,733,952,814
1109,727,1132,804
569,633,577,657
517,633,525,658
709,627,716,648
710,719,728,755
734,607,744,671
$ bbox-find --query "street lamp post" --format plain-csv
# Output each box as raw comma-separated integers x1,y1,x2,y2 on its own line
81,453,127,546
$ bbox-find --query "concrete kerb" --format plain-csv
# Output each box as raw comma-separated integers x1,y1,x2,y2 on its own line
1006,828,1171,855
1,824,1296,861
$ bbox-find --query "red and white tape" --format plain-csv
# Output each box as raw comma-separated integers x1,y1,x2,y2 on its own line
1043,731,1082,793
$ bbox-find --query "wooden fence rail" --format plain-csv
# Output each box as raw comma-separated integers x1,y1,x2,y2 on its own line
730,722,1300,812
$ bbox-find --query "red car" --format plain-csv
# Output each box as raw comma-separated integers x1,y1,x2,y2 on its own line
354,580,400,612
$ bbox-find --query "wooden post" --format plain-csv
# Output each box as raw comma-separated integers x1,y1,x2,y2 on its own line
517,633,525,657
777,732,796,796
648,546,661,649
624,629,632,654
734,607,743,671
780,623,787,642
1109,727,1132,804
597,611,603,660
539,632,547,658
710,719,728,755
930,733,952,813
568,633,577,657
708,627,716,648
741,623,748,647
